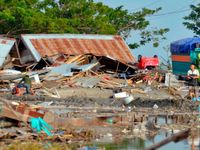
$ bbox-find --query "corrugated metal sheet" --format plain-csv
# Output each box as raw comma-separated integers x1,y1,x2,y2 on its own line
0,37,15,67
48,63,78,77
21,34,135,64
47,62,98,78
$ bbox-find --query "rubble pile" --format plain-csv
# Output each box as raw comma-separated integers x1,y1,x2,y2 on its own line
0,34,199,148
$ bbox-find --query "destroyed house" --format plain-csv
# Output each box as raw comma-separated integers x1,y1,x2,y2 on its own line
18,34,136,72
0,37,19,69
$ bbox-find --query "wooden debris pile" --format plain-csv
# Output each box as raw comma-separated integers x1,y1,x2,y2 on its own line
38,54,138,89
0,53,167,92
0,127,96,144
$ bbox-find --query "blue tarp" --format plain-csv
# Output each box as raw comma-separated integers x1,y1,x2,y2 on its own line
170,37,200,54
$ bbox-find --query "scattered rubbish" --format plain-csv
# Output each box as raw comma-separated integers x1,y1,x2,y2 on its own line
0,98,45,123
114,92,129,99
136,80,143,84
153,104,159,109
127,106,132,112
106,117,113,124
0,33,199,149
30,117,53,136
121,128,129,134
124,95,134,105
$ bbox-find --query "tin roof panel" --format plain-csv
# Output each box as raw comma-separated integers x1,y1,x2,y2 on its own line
21,34,135,63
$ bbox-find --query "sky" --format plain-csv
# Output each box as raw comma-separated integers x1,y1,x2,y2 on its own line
95,0,198,61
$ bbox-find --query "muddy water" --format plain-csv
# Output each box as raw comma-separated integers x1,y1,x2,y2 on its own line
83,131,200,150
81,117,200,150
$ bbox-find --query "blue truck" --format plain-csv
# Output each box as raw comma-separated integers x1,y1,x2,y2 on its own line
171,37,200,75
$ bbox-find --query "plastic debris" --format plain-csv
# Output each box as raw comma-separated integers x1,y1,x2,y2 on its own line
30,117,53,136
153,104,159,109
114,92,129,99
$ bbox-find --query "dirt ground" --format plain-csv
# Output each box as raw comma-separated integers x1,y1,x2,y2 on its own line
1,84,197,110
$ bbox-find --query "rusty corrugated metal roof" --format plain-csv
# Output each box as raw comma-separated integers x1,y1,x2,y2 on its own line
0,37,15,67
21,34,135,64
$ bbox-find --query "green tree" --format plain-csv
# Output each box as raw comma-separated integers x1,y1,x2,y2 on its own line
0,0,169,48
183,3,200,35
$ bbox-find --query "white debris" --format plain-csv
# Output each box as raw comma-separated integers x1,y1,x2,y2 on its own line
153,104,159,109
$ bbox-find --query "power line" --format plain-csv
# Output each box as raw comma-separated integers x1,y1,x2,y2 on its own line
177,0,198,10
131,0,163,11
152,8,190,17
150,0,198,17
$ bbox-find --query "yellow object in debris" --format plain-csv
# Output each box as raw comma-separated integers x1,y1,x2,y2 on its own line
136,80,143,84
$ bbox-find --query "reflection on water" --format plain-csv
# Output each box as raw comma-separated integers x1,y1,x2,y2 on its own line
82,130,200,150
188,132,200,150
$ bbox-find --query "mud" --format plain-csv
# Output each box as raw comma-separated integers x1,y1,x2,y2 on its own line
1,94,197,114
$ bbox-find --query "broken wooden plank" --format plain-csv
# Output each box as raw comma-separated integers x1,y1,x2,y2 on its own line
131,89,146,94
65,55,85,64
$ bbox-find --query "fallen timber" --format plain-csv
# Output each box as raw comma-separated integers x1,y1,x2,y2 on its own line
0,74,26,81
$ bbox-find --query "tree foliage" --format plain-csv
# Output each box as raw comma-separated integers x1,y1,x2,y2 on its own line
183,3,200,36
0,0,169,48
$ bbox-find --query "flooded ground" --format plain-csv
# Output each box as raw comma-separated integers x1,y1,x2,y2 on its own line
83,131,200,150
80,117,200,150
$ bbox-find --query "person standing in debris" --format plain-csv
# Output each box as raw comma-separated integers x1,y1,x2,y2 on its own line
18,74,32,94
187,63,199,100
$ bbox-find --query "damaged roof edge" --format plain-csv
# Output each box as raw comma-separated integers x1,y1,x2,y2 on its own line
21,35,42,62
20,34,135,63
121,36,134,57
0,37,16,67
21,33,115,40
